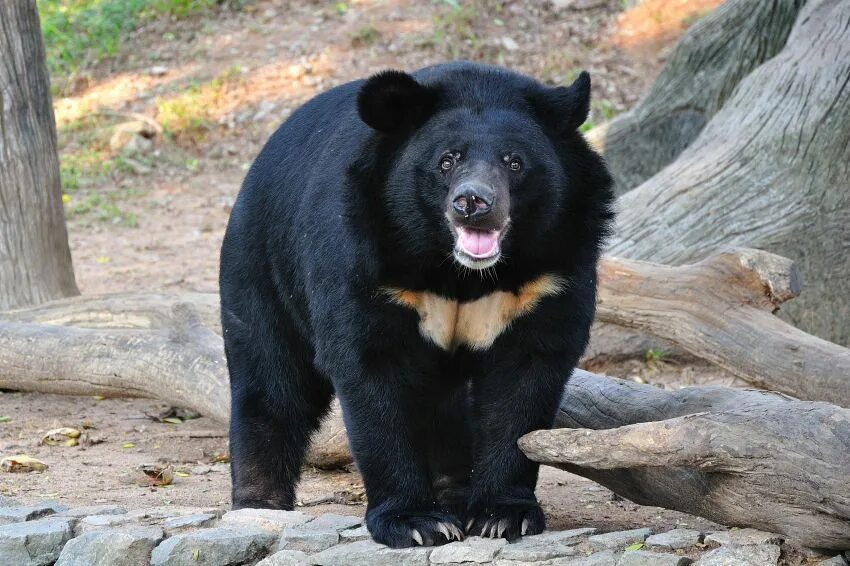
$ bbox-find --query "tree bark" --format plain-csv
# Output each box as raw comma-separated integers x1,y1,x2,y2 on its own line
608,0,850,345
0,1,79,310
520,369,850,550
601,0,804,193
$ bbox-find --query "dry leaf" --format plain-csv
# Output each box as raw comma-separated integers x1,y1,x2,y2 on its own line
162,417,183,425
123,443,136,449
42,427,82,447
137,463,174,487
1,455,48,473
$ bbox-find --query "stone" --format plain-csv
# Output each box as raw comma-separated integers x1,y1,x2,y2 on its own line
150,527,276,566
307,539,431,566
54,505,127,519
0,502,67,525
55,526,163,566
818,556,848,566
257,549,309,565
219,508,311,534
0,517,74,566
75,513,139,535
278,526,339,553
339,524,370,541
109,121,157,153
430,536,507,563
498,533,580,562
704,529,783,546
587,528,652,550
304,513,362,532
646,529,704,550
130,506,224,521
161,513,217,535
695,544,781,566
618,550,693,566
559,549,619,565
534,527,597,545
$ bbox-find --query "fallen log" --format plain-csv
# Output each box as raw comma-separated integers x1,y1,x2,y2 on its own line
521,369,850,550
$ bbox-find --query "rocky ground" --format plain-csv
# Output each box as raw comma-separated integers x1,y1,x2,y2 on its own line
1,500,846,565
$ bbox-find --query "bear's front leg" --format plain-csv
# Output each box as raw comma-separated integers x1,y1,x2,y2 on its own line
333,358,465,548
466,354,573,541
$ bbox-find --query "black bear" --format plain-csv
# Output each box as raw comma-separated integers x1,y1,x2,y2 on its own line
219,61,614,548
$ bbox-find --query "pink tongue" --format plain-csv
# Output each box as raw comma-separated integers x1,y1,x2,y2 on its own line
457,228,499,257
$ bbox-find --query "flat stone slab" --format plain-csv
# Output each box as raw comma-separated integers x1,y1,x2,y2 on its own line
257,549,309,565
0,503,67,525
497,533,581,562
55,526,163,566
339,524,370,541
75,513,139,535
557,549,619,565
150,526,276,566
161,513,217,535
587,528,652,550
303,513,362,532
618,549,693,566
646,529,704,550
54,505,127,519
307,539,431,566
695,543,781,565
430,536,508,563
0,517,74,566
219,508,311,534
279,526,339,553
704,528,783,546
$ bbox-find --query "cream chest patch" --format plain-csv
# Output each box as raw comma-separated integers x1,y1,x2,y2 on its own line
382,274,566,351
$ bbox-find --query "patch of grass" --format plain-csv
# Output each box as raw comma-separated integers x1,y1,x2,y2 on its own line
351,24,381,47
155,66,242,141
65,190,139,227
432,2,480,56
645,349,666,363
38,0,227,77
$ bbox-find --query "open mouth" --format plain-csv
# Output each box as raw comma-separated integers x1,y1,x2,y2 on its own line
453,226,503,269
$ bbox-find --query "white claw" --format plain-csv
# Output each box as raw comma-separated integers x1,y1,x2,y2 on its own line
437,522,451,540
521,518,529,536
466,518,475,533
483,520,494,538
450,524,465,541
411,529,424,546
496,518,508,538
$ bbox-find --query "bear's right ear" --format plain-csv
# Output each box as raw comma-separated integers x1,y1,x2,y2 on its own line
357,70,437,134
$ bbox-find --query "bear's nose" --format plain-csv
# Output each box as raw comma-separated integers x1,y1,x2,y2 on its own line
452,185,493,219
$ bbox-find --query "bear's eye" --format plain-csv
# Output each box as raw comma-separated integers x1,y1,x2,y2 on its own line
505,156,522,172
439,155,456,172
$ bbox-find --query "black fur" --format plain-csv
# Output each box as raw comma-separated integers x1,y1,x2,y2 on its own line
220,62,614,548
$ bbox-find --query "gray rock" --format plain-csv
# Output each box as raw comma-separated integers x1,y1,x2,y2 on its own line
0,517,74,566
307,539,431,566
498,534,580,562
646,529,704,550
161,513,217,535
588,528,652,550
55,526,163,566
219,508,311,534
818,556,848,566
54,505,127,519
279,526,339,553
559,549,619,565
534,527,598,545
130,506,224,521
339,524,370,541
695,544,781,566
75,513,138,535
618,550,693,566
0,503,67,525
150,527,276,566
704,529,783,546
304,513,362,532
257,549,308,565
430,536,507,563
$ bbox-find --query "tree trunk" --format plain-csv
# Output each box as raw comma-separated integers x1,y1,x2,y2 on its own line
0,1,79,310
608,0,850,345
519,369,850,550
601,0,804,193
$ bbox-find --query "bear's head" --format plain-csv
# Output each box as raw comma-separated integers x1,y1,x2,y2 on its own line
355,63,613,284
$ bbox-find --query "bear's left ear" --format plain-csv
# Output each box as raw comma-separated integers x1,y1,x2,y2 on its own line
357,70,437,134
533,71,591,134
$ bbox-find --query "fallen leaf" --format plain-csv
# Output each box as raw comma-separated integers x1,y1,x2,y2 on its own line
137,463,174,487
624,543,645,552
41,427,82,447
1,455,48,473
92,395,105,401
162,417,183,425
95,256,111,264
175,471,190,477
0,416,11,423
123,443,136,449
192,549,200,560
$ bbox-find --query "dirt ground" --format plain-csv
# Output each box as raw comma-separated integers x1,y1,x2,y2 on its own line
3,0,741,542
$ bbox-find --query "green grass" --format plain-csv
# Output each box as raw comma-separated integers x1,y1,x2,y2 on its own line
37,0,223,77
